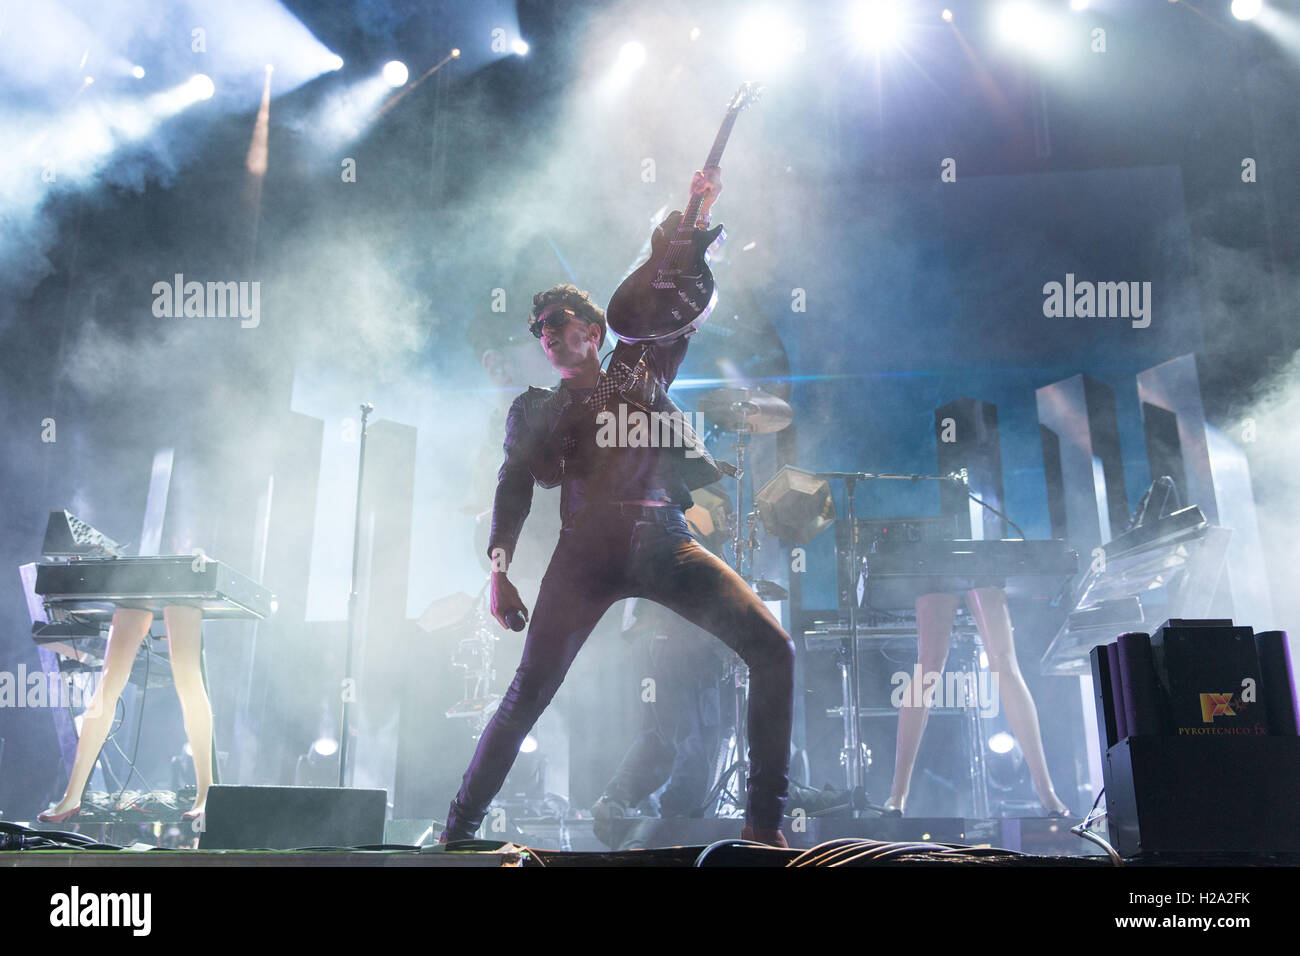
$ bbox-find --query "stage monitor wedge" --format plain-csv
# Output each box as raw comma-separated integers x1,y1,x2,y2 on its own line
198,785,387,850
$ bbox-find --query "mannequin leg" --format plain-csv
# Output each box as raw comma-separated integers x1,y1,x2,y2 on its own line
964,587,1069,815
887,592,959,813
44,607,153,814
164,605,212,815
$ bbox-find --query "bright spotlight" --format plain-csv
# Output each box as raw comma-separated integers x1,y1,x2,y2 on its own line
512,38,529,56
1070,0,1090,10
988,732,1017,755
853,0,903,49
1231,0,1262,20
382,60,408,87
131,65,146,79
998,2,1048,46
942,8,954,22
451,48,461,58
326,54,344,71
618,40,647,71
734,11,798,70
83,76,94,85
520,735,538,754
312,737,339,757
188,73,215,100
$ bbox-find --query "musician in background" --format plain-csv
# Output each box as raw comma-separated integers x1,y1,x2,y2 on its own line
38,605,213,823
590,600,727,847
884,587,1071,817
440,170,797,847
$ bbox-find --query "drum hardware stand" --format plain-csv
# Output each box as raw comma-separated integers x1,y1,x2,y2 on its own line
445,579,503,737
694,387,793,819
338,401,373,788
706,425,774,817
708,427,751,817
955,626,991,818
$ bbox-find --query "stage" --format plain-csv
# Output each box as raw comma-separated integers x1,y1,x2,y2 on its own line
2,3,1299,935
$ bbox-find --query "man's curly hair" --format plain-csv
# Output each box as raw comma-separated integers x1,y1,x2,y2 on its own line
530,283,607,347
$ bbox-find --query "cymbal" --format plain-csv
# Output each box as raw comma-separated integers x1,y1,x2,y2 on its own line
697,386,793,434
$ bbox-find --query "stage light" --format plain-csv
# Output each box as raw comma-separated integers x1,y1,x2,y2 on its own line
131,65,145,79
83,76,94,85
600,39,649,95
326,53,344,71
188,73,215,100
451,48,461,58
520,734,538,754
312,737,339,757
617,40,647,70
1232,0,1262,20
853,0,903,49
382,60,408,87
512,38,529,56
988,731,1016,755
997,2,1048,46
734,10,799,70
1070,0,1090,10
690,26,702,41
942,8,954,22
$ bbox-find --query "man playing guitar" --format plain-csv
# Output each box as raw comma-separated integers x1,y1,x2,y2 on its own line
440,169,796,847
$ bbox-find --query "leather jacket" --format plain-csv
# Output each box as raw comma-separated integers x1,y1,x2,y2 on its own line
486,337,730,564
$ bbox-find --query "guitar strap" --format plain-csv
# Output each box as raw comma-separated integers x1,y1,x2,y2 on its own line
585,347,657,417
558,347,655,459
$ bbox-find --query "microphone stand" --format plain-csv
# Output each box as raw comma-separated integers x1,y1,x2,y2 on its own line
338,402,373,788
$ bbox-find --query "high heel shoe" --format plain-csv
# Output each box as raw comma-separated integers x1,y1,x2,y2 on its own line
182,808,204,821
37,804,81,824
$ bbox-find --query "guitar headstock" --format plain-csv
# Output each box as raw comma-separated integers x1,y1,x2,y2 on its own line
726,82,764,115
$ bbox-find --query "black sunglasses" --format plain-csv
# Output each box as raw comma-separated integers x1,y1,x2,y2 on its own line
529,307,578,339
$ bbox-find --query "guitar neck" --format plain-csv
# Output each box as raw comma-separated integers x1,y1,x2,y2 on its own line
680,109,742,230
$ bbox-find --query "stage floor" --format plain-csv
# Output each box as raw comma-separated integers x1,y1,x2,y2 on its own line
8,813,1297,867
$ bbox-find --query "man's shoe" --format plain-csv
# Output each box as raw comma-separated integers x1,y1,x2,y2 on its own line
740,823,788,848
437,824,479,844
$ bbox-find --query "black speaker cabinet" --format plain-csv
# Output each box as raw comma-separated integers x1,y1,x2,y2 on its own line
1103,736,1300,857
197,785,388,850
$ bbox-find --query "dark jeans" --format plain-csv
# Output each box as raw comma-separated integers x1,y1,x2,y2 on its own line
443,503,794,836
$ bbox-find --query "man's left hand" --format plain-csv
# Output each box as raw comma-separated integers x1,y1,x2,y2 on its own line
691,168,722,215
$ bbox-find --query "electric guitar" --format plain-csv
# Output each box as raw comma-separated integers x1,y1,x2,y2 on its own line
606,82,762,344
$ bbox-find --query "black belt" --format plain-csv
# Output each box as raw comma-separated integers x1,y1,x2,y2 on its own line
568,499,681,523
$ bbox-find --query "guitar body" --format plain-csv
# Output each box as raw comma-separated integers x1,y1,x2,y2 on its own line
606,82,760,343
607,211,725,343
